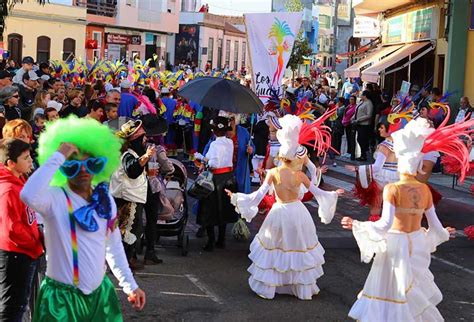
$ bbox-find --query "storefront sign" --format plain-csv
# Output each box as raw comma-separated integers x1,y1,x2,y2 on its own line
337,0,351,26
383,7,436,44
106,33,130,45
85,39,98,49
353,17,380,38
130,35,141,45
408,8,432,41
174,25,200,66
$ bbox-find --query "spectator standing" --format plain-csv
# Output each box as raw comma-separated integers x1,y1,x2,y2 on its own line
0,70,14,90
104,103,119,123
455,96,473,123
60,89,87,118
12,56,34,86
36,62,51,78
0,139,43,321
0,86,21,121
416,87,431,110
342,95,357,160
86,100,105,122
44,107,60,122
341,78,360,103
328,98,345,166
31,90,50,119
18,71,39,121
118,80,139,118
351,91,374,161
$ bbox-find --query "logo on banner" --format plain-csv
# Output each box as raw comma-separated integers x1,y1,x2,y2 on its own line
268,18,295,87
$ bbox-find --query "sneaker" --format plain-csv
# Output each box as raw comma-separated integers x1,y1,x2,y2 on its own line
332,162,337,167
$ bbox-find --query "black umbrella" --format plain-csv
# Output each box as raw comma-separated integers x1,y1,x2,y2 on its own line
177,77,263,114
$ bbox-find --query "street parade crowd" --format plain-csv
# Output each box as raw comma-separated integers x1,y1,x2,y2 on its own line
0,54,473,321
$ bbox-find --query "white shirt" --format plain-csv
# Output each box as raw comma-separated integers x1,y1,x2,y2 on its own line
205,136,233,169
21,152,138,295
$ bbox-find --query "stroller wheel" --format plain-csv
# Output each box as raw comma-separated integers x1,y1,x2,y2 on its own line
181,235,189,256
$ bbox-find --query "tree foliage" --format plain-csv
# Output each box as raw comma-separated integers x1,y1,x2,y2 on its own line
1,1,47,34
285,0,304,12
287,36,312,72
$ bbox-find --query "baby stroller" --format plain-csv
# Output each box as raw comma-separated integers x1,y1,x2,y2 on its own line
149,158,190,256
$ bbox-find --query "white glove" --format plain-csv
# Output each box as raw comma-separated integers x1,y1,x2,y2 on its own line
194,152,204,160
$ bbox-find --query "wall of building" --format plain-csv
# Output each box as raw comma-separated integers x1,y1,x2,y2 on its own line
4,2,86,61
464,30,474,100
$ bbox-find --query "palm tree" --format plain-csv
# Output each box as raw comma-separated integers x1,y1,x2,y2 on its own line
1,1,47,33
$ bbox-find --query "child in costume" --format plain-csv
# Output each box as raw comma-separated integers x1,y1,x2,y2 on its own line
341,116,474,321
226,114,343,300
21,117,145,321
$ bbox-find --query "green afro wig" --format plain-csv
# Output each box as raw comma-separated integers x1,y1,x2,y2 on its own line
37,116,123,187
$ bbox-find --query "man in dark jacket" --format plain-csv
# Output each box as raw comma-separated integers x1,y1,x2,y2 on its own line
0,139,44,321
18,71,39,120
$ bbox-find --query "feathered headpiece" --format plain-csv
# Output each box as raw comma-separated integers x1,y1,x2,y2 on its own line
277,115,302,160
421,110,474,182
298,107,338,161
386,94,415,134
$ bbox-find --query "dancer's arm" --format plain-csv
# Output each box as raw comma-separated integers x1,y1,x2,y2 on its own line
226,171,273,223
21,143,78,218
341,185,396,263
301,173,342,224
424,194,455,252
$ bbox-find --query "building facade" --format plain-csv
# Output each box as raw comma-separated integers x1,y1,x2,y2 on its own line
174,12,248,71
2,0,87,63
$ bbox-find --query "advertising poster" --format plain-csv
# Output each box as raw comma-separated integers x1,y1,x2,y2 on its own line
175,25,200,66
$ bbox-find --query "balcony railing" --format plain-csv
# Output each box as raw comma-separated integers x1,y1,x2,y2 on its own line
76,1,117,18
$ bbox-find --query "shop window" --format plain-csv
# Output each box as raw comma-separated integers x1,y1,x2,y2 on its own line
37,36,51,63
208,37,214,66
8,33,23,65
63,38,76,61
242,41,246,68
217,38,223,69
225,39,231,68
233,40,239,70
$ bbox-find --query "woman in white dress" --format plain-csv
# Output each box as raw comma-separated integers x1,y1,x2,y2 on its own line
225,115,343,300
340,116,474,321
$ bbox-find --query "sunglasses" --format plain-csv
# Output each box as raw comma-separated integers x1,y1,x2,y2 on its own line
59,157,107,178
11,94,19,98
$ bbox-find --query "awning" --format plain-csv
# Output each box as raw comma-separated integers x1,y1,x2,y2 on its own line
344,45,402,79
361,41,433,83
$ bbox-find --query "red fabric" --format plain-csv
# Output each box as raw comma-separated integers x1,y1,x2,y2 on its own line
258,194,276,216
212,167,233,175
301,191,313,202
464,225,474,240
368,214,381,222
427,184,443,206
0,166,43,259
352,179,382,208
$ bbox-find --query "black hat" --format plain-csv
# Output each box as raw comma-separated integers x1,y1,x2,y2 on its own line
22,56,35,65
141,114,168,136
0,70,14,80
210,116,231,132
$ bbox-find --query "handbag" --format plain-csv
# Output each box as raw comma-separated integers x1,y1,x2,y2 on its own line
187,169,215,200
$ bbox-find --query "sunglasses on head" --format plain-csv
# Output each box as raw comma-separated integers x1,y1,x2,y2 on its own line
59,157,107,178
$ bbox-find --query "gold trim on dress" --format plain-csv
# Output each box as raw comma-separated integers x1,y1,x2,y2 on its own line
360,281,413,305
256,236,320,253
252,276,319,287
251,262,321,273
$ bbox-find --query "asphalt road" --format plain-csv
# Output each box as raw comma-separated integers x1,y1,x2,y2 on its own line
117,166,474,322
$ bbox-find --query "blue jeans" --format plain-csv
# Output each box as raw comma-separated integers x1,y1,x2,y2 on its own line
0,250,38,322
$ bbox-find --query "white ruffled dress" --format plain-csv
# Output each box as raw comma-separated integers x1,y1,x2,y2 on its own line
349,202,450,321
231,182,338,300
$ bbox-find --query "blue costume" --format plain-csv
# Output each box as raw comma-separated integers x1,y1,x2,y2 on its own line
203,125,255,193
162,97,177,146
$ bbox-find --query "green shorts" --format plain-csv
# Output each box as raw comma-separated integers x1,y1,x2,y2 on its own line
33,276,123,322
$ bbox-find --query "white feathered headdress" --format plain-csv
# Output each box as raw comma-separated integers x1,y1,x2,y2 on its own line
277,114,302,160
391,117,434,175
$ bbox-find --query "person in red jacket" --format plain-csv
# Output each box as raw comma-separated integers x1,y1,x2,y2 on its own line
0,138,43,321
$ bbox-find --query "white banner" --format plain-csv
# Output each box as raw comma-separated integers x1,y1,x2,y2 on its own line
245,12,303,104
353,17,381,38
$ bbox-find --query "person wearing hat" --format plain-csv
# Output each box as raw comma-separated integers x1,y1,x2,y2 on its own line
118,79,139,118
21,117,145,321
0,70,14,90
110,119,156,269
12,56,34,87
0,86,21,121
18,71,39,121
141,114,174,264
194,116,237,251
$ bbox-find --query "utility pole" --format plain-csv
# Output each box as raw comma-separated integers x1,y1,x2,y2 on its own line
332,0,338,72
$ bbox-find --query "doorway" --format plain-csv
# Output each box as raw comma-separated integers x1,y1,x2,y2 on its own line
8,33,22,65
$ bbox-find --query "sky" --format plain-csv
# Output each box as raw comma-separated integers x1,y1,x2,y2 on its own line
204,0,273,16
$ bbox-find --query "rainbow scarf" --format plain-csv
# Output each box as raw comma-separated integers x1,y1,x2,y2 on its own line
62,188,79,287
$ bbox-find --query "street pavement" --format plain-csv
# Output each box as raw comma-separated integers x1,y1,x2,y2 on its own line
117,161,474,321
